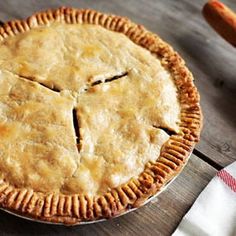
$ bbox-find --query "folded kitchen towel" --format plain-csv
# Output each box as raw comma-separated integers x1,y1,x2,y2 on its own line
172,161,236,236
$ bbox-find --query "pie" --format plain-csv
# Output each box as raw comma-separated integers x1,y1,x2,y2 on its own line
0,7,202,224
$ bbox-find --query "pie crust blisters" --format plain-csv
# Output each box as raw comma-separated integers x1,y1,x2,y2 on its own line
0,7,201,224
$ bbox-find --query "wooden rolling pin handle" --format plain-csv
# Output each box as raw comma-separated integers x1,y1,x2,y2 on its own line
202,0,236,47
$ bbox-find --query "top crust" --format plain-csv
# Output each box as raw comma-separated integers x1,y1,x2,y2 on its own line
0,23,181,195
0,7,201,225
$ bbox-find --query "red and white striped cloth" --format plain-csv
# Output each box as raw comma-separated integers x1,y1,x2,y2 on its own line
173,161,236,236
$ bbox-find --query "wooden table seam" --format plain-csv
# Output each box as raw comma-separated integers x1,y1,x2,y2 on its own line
193,148,223,170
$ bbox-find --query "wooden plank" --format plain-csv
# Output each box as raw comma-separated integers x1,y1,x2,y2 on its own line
0,0,235,166
0,155,216,235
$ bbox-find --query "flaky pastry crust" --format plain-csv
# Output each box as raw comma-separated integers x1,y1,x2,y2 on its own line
0,7,202,225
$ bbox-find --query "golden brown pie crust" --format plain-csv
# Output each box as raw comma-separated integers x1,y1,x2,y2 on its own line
0,7,202,224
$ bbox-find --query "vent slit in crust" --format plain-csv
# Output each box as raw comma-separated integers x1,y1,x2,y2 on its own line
72,108,81,152
152,125,177,136
91,71,128,86
18,74,61,93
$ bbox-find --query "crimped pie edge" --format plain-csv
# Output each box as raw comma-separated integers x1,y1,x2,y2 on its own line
0,7,202,225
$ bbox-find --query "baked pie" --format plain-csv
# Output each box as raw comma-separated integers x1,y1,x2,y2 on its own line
0,7,202,224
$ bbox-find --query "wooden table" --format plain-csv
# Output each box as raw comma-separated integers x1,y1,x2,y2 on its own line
0,0,235,235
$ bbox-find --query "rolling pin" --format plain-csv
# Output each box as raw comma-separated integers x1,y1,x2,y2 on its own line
203,0,236,46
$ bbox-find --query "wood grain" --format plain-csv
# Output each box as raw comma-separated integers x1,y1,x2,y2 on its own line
0,0,235,167
0,155,216,236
